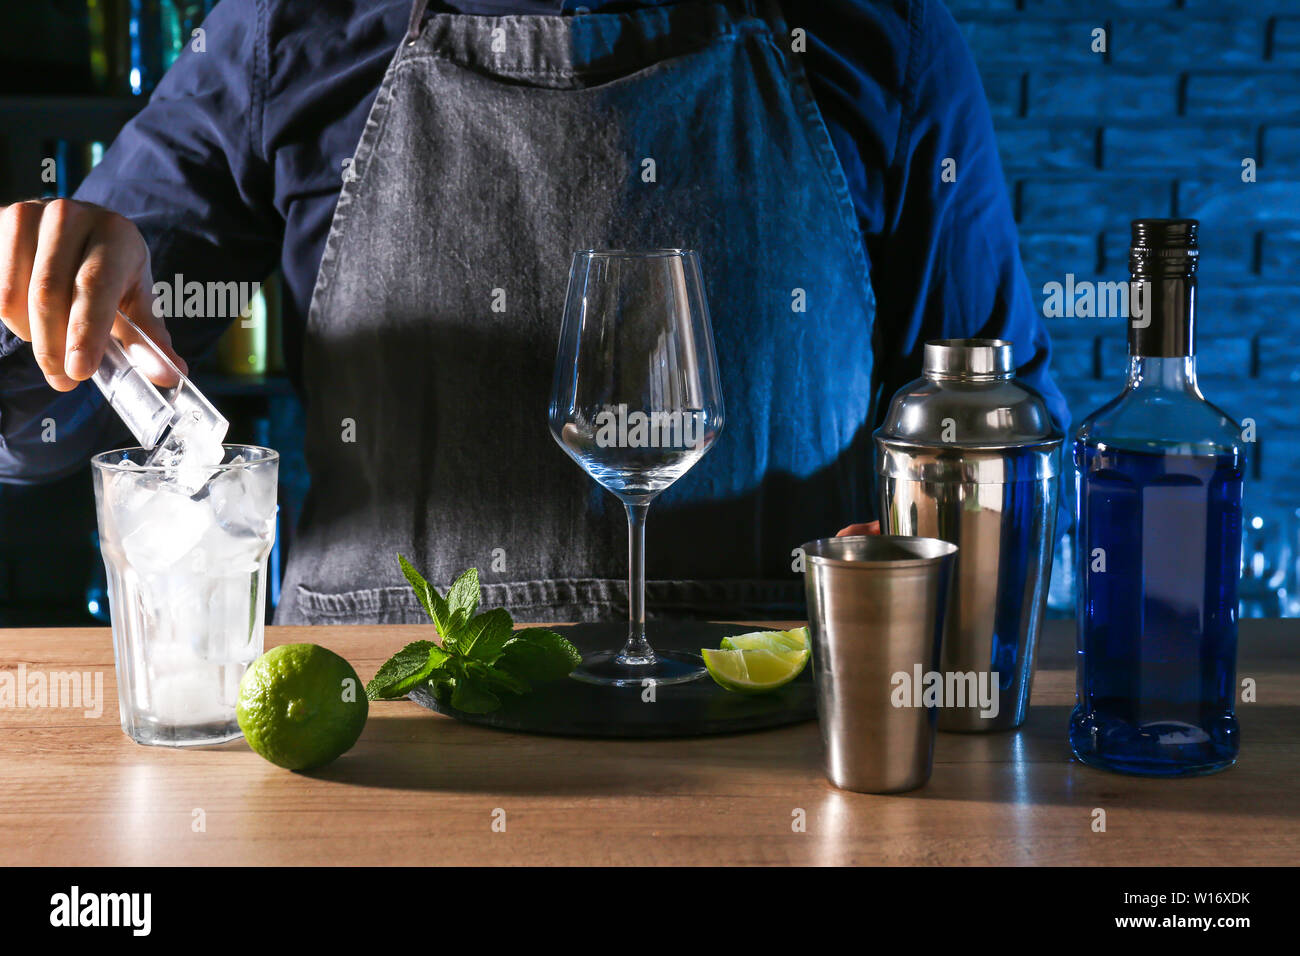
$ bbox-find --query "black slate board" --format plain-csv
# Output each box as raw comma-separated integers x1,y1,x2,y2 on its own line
408,621,816,739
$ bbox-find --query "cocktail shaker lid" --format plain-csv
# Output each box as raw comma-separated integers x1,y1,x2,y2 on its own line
875,339,1062,482
922,338,1015,379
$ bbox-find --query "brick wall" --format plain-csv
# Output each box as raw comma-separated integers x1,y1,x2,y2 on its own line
949,0,1300,530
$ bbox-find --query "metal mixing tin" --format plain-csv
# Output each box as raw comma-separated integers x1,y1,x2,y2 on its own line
874,339,1062,732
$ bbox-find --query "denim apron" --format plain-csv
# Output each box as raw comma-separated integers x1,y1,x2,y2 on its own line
276,0,877,625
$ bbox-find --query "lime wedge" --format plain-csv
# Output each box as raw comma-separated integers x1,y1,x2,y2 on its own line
720,626,810,654
701,646,810,694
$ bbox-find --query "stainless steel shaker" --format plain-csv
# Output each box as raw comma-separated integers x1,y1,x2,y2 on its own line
802,535,958,794
874,339,1061,732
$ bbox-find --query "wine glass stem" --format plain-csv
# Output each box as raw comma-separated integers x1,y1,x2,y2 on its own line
622,500,654,664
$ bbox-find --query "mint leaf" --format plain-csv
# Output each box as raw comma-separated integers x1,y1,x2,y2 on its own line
386,559,580,715
397,555,435,618
446,567,480,629
398,555,454,637
429,674,455,704
453,607,515,663
497,628,582,683
366,640,450,700
449,676,500,714
466,660,530,696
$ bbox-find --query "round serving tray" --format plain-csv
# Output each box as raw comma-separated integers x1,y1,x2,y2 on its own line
408,620,815,739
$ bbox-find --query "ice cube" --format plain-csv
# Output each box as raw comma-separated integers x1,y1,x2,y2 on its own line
206,465,270,538
147,410,227,496
105,466,163,542
194,574,264,663
145,667,240,727
120,487,214,573
188,520,266,577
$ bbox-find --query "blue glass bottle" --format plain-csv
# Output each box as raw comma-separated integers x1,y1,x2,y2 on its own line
1071,219,1244,776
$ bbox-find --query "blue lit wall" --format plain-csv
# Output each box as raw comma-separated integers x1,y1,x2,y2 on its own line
951,0,1300,614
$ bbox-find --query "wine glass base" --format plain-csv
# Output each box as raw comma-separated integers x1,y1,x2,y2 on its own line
570,649,706,687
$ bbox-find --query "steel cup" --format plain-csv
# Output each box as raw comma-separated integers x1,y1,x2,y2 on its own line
802,535,958,794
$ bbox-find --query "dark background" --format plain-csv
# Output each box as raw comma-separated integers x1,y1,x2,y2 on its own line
951,0,1299,615
0,0,1296,624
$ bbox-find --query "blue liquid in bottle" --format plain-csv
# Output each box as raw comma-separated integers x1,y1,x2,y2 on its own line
1071,218,1245,777
1071,442,1243,775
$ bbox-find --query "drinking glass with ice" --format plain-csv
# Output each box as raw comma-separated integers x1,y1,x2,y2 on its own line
87,313,280,745
92,444,279,746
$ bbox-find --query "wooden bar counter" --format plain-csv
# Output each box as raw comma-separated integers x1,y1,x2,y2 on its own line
0,620,1295,866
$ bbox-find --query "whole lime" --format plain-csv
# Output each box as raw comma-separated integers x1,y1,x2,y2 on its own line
236,644,368,770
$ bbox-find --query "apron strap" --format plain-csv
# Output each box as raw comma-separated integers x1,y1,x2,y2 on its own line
406,0,431,45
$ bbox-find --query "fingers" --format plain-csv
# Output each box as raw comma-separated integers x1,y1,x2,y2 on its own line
835,521,882,537
65,216,141,381
112,306,184,389
29,200,93,391
0,198,176,392
114,235,187,386
126,306,188,381
0,201,44,340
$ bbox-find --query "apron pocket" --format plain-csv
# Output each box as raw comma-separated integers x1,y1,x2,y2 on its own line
294,585,429,625
294,578,807,626
482,578,807,624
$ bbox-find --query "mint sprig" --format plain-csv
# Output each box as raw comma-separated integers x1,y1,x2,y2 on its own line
499,628,583,682
366,640,450,699
366,557,581,712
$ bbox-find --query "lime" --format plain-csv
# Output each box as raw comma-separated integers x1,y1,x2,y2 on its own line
702,646,810,694
721,626,810,654
236,643,368,770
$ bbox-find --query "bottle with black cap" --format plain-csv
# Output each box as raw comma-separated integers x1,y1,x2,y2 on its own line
1071,218,1245,777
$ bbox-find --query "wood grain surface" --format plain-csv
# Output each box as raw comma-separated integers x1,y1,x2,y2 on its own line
0,620,1295,866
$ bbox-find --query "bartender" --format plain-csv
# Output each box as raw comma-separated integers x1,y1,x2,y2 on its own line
0,0,1066,624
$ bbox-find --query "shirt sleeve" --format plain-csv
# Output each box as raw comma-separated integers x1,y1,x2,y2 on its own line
0,0,280,483
867,0,1071,439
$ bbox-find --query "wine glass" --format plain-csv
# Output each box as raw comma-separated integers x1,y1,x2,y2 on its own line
550,249,725,685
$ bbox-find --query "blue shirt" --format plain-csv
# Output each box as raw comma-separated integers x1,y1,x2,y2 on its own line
0,0,1069,483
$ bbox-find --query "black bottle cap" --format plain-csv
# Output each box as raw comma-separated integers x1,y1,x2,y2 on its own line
1128,218,1197,357
1129,218,1199,278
